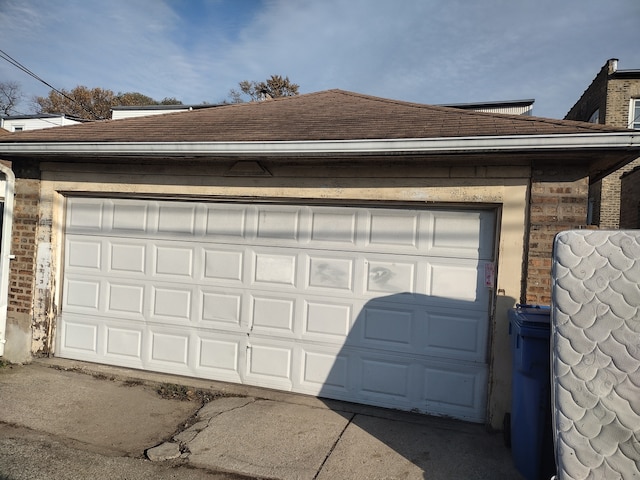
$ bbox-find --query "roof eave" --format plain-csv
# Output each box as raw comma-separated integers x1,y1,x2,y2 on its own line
0,132,638,157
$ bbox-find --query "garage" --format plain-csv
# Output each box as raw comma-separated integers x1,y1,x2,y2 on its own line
58,196,496,422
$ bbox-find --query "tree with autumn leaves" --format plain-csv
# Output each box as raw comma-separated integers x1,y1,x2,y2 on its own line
2,74,299,121
228,75,299,103
33,86,182,120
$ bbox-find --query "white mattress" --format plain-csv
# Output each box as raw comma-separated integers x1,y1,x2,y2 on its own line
551,230,640,479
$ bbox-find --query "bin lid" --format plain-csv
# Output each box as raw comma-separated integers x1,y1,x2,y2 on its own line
513,304,551,325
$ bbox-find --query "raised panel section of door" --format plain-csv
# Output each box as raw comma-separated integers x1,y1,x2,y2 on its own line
67,198,104,231
251,295,295,333
157,203,197,235
423,363,488,422
309,209,356,245
256,207,301,242
368,211,419,249
307,255,354,292
112,201,149,232
196,331,242,382
149,330,189,365
365,259,416,294
246,341,293,390
253,251,297,287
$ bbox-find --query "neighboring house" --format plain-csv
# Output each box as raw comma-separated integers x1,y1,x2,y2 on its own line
620,165,640,227
565,58,640,228
442,99,535,116
0,113,86,132
111,104,219,120
0,89,638,430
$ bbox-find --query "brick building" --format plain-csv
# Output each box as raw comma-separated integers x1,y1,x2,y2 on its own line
565,58,640,228
620,166,640,228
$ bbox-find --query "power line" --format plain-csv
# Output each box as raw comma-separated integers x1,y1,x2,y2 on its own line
0,48,102,120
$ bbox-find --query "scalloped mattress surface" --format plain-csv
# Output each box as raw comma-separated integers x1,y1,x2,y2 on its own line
551,230,640,479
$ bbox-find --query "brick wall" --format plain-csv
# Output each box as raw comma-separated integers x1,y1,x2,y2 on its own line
598,157,640,228
525,165,590,305
604,78,640,128
5,178,40,359
564,60,611,123
620,166,640,228
8,179,39,317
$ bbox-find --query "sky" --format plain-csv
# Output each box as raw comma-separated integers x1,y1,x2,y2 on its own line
1,0,639,119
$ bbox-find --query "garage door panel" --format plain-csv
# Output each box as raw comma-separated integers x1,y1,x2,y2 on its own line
105,325,143,359
303,300,352,339
310,210,357,244
427,210,495,260
110,242,146,274
200,289,242,326
307,255,354,292
360,357,411,398
195,333,243,382
157,203,198,235
107,282,145,317
360,304,414,347
253,251,297,286
67,239,102,270
423,308,488,362
205,204,249,238
67,198,105,231
251,295,296,332
427,259,489,306
365,259,416,294
154,245,194,277
301,348,349,392
60,198,495,422
112,201,149,232
61,318,99,353
151,286,193,321
257,206,302,241
64,276,101,311
203,248,244,282
423,363,488,421
148,329,190,365
246,341,293,389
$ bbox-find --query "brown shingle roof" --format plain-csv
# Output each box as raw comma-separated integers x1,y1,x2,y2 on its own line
0,89,628,144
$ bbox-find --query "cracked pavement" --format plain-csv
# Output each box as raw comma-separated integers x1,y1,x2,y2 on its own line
0,360,524,479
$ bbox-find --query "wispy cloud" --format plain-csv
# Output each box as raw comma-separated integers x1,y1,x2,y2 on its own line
1,0,639,117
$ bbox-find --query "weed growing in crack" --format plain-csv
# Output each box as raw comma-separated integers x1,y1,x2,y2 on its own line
122,379,144,387
156,383,235,403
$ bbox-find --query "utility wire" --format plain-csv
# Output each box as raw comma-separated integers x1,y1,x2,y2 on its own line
0,48,102,120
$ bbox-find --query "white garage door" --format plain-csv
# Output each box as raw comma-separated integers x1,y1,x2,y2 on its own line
57,197,496,422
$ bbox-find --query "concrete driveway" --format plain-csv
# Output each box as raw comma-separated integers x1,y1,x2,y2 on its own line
0,359,524,479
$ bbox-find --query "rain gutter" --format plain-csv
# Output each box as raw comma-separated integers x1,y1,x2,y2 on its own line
0,132,638,157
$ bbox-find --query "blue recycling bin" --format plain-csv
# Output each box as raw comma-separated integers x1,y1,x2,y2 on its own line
508,305,555,480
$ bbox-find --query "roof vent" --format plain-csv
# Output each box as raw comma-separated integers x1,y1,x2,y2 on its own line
225,161,271,176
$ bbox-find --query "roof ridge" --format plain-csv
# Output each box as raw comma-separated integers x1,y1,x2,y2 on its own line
327,89,628,130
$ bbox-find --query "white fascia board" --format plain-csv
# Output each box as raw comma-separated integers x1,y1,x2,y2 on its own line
0,132,638,156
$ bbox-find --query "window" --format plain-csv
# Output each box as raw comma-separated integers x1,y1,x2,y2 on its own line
12,125,24,132
588,109,599,124
631,99,640,130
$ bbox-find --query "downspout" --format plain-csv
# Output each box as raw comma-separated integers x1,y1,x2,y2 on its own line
0,164,14,356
